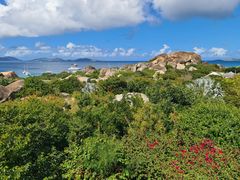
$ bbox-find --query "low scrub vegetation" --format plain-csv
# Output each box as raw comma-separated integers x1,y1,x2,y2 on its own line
0,64,239,179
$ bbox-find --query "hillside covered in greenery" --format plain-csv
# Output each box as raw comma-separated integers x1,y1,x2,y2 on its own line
0,53,240,179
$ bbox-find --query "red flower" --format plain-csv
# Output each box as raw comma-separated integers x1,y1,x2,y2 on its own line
210,148,216,155
218,149,223,155
147,140,159,149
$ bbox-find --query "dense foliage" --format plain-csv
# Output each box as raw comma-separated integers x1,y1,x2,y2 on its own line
0,64,239,179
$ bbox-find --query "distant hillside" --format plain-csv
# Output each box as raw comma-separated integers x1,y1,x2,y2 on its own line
0,56,21,62
30,58,65,62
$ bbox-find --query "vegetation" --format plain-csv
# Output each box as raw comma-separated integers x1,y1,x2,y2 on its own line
0,63,239,179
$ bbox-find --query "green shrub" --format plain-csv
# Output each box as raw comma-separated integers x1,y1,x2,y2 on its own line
63,135,124,179
98,76,127,94
0,98,69,179
16,77,54,97
53,77,83,94
177,101,240,147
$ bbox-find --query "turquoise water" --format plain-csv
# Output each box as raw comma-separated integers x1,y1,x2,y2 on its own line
206,60,240,67
0,60,240,77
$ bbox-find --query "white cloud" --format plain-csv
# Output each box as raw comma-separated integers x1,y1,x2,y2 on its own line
54,43,108,58
193,47,206,55
209,47,228,57
66,42,76,50
5,46,32,57
152,44,171,56
0,1,239,37
111,48,135,57
35,42,51,50
0,44,5,51
152,0,240,20
0,0,146,37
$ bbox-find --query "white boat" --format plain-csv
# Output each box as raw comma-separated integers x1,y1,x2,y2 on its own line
23,65,31,76
68,64,80,73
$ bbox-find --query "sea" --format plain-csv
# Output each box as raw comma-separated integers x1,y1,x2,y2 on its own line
0,60,239,77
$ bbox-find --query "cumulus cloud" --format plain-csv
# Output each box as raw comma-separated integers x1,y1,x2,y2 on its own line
152,0,240,20
0,0,147,37
193,47,206,55
5,46,32,57
152,44,171,56
0,0,239,37
35,42,51,50
209,47,228,57
52,42,137,58
193,47,228,57
111,48,135,57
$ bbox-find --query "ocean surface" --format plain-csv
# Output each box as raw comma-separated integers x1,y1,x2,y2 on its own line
0,60,239,77
0,60,141,77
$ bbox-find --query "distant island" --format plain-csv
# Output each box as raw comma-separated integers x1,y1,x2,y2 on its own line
0,56,22,62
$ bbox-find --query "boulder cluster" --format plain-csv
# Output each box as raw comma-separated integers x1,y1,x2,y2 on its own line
124,51,201,74
78,51,202,81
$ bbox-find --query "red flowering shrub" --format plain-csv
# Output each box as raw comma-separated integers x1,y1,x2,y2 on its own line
172,139,228,176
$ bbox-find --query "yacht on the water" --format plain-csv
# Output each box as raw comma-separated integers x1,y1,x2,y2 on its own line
68,64,80,73
23,65,31,76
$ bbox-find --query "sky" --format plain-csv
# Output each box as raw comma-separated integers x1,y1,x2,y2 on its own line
0,0,240,61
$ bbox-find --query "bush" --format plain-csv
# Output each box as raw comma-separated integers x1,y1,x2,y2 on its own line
53,77,83,94
0,97,70,179
16,77,54,97
191,64,221,79
177,101,240,147
63,135,124,179
98,76,127,94
127,78,152,93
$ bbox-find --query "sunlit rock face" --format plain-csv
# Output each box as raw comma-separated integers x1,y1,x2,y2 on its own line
150,51,202,68
123,51,202,74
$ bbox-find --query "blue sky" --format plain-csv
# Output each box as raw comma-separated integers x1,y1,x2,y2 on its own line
0,0,240,60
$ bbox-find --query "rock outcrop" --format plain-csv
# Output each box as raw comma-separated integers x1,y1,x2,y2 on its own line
122,51,201,74
99,68,118,79
115,93,149,104
77,76,90,83
83,66,96,75
0,80,24,103
150,52,201,66
0,71,18,78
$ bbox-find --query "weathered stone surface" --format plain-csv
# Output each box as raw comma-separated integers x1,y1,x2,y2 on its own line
176,63,186,70
0,80,24,103
115,93,149,104
82,83,97,93
189,66,198,71
151,51,201,66
0,71,18,78
149,63,166,71
83,66,96,75
0,86,10,103
77,76,90,83
153,70,166,79
99,68,118,78
124,63,148,72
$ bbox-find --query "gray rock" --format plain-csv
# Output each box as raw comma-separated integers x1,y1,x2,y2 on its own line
0,80,24,103
99,68,118,78
176,63,186,70
82,83,97,93
115,93,149,104
188,66,198,71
